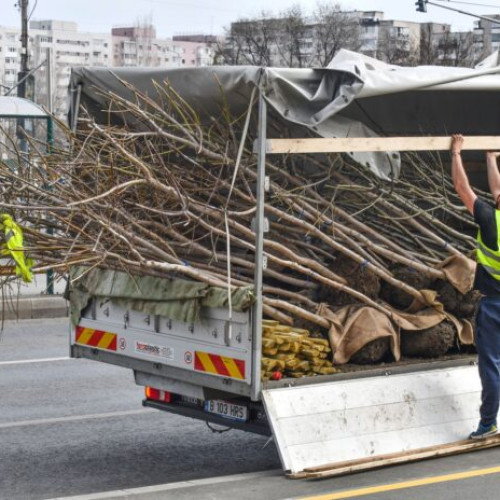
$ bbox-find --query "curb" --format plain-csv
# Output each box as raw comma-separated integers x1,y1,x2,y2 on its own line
0,296,69,320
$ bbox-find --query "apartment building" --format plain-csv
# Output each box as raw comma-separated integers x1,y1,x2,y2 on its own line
0,21,111,115
473,15,500,59
225,10,424,67
30,20,112,116
112,26,215,68
0,27,23,93
225,8,496,68
112,25,182,67
358,11,384,57
0,20,214,118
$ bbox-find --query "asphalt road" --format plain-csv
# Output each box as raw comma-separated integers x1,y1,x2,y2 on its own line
0,318,280,500
2,318,500,500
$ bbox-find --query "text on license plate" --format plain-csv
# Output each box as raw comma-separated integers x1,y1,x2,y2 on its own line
204,400,248,422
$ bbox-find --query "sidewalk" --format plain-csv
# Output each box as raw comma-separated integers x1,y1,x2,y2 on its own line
1,273,69,320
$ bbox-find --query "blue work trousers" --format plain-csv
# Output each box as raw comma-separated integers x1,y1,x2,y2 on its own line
475,296,500,426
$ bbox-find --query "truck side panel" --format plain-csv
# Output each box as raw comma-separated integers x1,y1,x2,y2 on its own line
71,298,253,396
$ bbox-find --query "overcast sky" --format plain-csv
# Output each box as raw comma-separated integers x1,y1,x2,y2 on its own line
2,0,499,37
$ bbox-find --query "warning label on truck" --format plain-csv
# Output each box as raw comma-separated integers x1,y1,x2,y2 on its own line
135,341,174,360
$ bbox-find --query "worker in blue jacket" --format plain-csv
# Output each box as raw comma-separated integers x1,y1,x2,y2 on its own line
451,134,500,439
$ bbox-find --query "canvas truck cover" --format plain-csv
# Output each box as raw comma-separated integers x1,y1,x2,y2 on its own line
69,49,500,181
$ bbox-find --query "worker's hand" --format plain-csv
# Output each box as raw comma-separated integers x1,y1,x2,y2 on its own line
451,134,464,155
486,151,500,160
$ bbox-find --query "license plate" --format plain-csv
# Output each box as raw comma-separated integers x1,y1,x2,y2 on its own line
204,400,248,422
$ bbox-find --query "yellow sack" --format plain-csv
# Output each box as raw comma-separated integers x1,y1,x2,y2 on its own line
0,214,33,283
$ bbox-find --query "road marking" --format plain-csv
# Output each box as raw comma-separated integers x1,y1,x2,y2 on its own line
0,409,151,429
47,469,281,499
293,465,500,500
0,356,70,366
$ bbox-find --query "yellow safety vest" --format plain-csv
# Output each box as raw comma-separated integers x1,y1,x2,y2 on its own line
477,209,500,281
0,214,33,283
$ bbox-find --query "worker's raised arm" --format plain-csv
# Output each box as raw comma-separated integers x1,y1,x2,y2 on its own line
451,134,476,215
486,151,500,203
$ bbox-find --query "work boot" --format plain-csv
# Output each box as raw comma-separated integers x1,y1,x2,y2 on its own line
469,421,498,440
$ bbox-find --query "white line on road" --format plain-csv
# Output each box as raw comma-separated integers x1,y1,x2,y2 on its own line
47,469,281,500
0,356,70,366
0,409,152,429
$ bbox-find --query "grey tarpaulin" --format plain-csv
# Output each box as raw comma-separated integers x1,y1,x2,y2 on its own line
69,49,500,181
68,266,254,325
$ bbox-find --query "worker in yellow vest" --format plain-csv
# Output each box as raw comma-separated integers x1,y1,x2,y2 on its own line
0,214,33,283
451,134,500,439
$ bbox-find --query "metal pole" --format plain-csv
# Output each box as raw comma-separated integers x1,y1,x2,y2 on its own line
44,47,55,295
46,115,54,295
46,48,53,113
71,84,82,132
18,0,29,95
426,1,500,26
250,89,266,402
16,0,30,168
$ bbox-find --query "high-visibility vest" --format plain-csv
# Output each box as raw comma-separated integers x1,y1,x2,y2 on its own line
477,209,500,281
0,214,33,283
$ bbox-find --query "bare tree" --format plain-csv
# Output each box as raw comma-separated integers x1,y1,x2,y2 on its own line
420,24,442,65
216,12,276,66
216,3,361,68
274,6,309,68
420,26,475,67
311,2,362,67
447,31,475,67
134,15,156,67
377,24,420,66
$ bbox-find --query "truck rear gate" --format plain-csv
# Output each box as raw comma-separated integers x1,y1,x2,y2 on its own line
262,364,500,478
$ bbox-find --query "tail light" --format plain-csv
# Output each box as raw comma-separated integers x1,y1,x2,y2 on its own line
145,386,172,402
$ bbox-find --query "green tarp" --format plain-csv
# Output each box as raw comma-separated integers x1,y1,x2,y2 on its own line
69,266,254,325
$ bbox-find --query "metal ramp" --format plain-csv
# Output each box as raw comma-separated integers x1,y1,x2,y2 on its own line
262,365,500,478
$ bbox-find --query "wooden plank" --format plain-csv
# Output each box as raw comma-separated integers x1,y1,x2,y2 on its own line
266,136,500,154
288,434,500,479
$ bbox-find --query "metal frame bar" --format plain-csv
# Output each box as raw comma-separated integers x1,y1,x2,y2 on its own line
71,84,83,133
250,90,267,402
